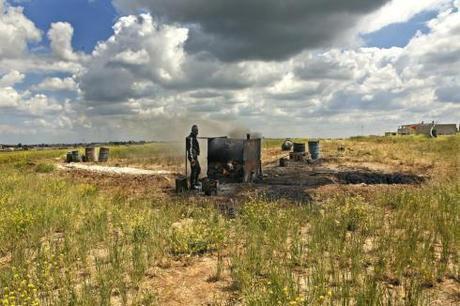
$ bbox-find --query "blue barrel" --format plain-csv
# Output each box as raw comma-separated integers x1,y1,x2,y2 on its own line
308,140,320,160
98,147,109,162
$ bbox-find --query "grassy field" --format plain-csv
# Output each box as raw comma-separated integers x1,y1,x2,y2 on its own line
0,136,458,305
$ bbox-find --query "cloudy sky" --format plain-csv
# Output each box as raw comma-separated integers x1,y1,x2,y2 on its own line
0,0,459,143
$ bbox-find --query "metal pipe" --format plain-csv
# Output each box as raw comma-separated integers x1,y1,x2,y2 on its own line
184,138,188,178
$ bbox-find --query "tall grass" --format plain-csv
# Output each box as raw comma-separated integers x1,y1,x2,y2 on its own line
0,135,458,305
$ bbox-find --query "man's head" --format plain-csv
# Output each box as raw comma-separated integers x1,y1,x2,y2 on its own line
191,124,199,136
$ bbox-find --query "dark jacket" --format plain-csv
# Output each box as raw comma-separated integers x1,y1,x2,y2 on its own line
186,134,200,162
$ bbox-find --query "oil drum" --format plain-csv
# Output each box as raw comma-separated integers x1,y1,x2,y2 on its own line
281,139,293,151
85,147,97,162
71,150,81,162
308,140,320,160
293,143,306,153
98,147,110,162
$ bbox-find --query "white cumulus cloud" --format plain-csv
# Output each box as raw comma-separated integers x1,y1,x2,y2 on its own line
0,70,24,86
34,77,78,92
48,22,80,61
0,1,41,58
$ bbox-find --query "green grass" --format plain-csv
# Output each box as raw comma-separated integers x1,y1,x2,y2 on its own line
0,149,67,165
108,143,183,167
34,163,56,173
0,135,458,305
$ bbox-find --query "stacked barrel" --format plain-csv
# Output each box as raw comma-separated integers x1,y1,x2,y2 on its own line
281,139,321,166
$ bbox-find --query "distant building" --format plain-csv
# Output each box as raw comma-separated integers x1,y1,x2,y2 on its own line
397,124,418,135
397,121,458,136
434,124,458,135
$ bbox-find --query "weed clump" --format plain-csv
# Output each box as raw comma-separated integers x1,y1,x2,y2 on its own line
169,216,227,255
34,163,56,173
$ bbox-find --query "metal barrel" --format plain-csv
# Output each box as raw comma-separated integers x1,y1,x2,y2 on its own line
308,140,320,160
85,147,97,162
281,140,293,151
293,143,306,153
98,147,110,162
66,152,73,163
71,150,81,162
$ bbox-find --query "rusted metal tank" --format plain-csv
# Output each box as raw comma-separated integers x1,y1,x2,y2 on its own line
207,136,261,183
85,147,97,162
98,147,109,162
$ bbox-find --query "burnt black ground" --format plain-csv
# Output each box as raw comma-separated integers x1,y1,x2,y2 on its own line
335,171,425,185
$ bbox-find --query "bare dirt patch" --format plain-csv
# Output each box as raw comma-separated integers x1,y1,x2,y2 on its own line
140,256,234,305
57,163,174,176
429,279,460,305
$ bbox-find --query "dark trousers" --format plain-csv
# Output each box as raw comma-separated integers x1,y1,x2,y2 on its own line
190,159,201,188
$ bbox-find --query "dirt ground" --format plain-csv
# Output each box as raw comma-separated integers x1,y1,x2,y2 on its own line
138,256,235,306
46,143,459,305
56,145,427,204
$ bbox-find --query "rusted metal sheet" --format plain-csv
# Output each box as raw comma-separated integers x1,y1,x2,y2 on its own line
208,137,243,162
243,138,261,182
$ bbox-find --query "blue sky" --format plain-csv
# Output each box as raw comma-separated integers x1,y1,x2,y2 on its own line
0,0,459,143
18,0,117,53
362,10,438,48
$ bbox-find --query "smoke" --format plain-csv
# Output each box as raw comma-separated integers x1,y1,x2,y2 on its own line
228,127,250,138
71,112,264,145
228,127,263,139
250,132,263,139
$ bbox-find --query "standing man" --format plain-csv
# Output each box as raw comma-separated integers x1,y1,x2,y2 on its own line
186,124,201,189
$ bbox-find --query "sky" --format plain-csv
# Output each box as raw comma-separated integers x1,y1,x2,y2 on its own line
0,0,459,144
